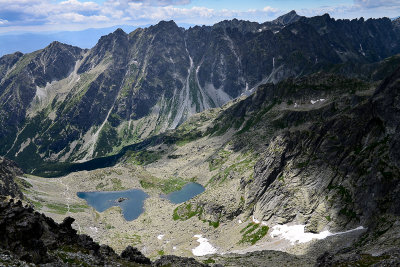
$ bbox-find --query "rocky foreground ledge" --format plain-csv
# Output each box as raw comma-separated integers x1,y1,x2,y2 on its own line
0,198,217,267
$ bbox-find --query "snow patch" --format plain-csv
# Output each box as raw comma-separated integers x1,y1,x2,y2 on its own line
257,27,267,32
35,86,47,101
359,44,366,56
270,224,365,245
15,138,31,157
173,246,177,250
238,219,242,224
89,226,98,233
310,99,326,105
157,234,164,240
192,235,217,256
252,216,260,224
130,59,139,65
251,216,268,225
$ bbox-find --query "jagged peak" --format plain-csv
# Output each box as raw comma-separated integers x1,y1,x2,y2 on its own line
14,51,23,57
99,28,127,41
273,10,302,25
322,13,332,19
144,20,180,35
44,41,82,52
147,20,182,35
0,51,24,59
47,40,63,48
95,27,128,48
113,27,127,35
214,18,259,27
211,18,261,34
154,20,178,29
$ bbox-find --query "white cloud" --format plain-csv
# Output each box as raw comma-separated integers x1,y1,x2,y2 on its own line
59,0,100,10
0,0,100,17
263,6,278,13
354,0,400,8
120,3,279,24
297,1,400,20
0,19,8,25
127,0,191,6
49,12,109,23
0,0,43,4
127,5,215,20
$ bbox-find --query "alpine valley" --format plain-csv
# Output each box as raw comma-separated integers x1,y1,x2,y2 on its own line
1,11,400,266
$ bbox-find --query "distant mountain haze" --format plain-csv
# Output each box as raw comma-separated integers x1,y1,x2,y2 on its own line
0,26,140,57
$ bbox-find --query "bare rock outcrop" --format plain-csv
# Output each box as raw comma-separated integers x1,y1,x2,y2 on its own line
0,156,23,199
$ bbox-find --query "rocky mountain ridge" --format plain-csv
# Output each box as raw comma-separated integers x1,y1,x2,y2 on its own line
0,197,215,267
2,12,400,171
0,156,23,199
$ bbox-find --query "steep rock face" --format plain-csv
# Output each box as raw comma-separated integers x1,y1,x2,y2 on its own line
2,13,400,170
174,73,371,224
0,42,84,160
0,157,23,199
0,51,23,79
373,67,400,167
246,68,400,234
302,15,399,62
78,28,130,74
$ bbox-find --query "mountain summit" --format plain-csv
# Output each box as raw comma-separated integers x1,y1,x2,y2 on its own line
272,10,302,25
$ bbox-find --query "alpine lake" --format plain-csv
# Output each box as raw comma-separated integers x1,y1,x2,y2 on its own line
77,182,205,221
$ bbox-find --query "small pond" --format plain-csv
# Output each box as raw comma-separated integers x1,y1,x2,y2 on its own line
162,182,205,204
77,189,148,221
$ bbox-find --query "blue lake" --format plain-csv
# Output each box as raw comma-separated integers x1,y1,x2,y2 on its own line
162,182,205,204
77,189,149,221
77,182,205,221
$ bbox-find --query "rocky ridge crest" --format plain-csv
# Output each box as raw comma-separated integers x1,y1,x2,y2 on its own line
0,156,23,199
0,198,211,266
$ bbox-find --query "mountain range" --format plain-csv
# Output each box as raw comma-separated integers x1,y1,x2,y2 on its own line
2,11,400,172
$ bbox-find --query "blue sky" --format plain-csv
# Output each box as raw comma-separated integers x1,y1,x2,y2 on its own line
0,0,399,33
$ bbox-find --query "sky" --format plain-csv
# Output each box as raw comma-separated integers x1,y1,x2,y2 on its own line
0,0,399,34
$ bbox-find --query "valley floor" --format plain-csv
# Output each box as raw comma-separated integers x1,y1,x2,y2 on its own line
20,164,367,266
